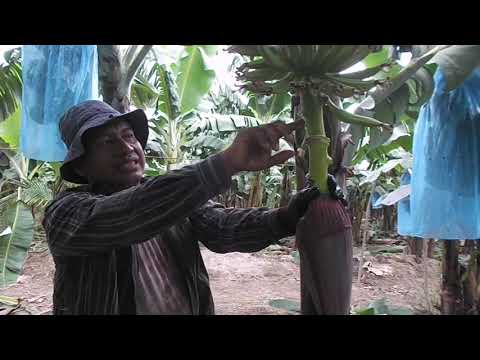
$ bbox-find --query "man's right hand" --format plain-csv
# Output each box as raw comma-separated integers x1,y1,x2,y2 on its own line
220,120,305,177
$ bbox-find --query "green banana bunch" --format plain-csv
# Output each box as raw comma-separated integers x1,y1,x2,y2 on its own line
229,45,390,129
228,45,383,97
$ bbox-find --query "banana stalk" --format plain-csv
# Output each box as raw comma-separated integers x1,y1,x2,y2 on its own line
301,88,331,193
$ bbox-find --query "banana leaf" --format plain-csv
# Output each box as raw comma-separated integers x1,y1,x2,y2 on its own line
0,58,22,123
0,190,35,288
429,45,480,92
176,46,217,115
0,107,21,148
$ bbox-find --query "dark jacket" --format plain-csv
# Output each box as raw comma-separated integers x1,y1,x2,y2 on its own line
43,155,290,315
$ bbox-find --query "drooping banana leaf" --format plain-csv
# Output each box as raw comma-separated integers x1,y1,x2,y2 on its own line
0,57,22,123
0,190,35,288
176,46,217,115
429,45,480,92
191,113,261,134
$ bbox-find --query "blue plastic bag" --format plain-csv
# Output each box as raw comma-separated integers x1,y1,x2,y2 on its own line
397,170,412,236
400,68,480,240
20,45,99,161
371,191,383,209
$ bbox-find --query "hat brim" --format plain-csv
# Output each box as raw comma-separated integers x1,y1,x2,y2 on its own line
60,109,149,184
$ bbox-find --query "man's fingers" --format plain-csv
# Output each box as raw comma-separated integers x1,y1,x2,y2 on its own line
268,150,295,167
265,121,302,150
271,121,293,138
271,120,303,138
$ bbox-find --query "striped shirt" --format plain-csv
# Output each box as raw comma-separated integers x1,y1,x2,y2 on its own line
43,154,291,315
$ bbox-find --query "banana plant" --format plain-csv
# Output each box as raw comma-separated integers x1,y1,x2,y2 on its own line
349,45,480,213
344,45,480,166
0,150,34,288
229,45,392,193
228,45,458,315
97,45,154,113
131,46,218,172
131,46,283,171
132,47,295,209
0,47,22,123
0,107,63,287
228,45,397,315
344,45,448,168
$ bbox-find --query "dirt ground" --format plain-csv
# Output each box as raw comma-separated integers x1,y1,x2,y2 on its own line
0,238,441,315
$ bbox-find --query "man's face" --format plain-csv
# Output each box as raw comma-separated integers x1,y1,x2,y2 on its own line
76,119,145,189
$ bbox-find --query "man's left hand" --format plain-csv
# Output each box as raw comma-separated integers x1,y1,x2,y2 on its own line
278,175,347,234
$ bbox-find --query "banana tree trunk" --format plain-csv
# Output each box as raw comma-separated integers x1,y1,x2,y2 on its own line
462,240,480,315
296,88,353,315
97,45,152,113
279,167,291,207
247,172,263,207
443,240,480,315
441,240,461,314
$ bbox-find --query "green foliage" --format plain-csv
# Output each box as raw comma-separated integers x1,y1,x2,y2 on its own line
21,178,53,209
176,46,217,115
354,298,413,315
0,190,35,288
362,46,392,68
269,299,301,314
0,51,22,123
0,107,21,148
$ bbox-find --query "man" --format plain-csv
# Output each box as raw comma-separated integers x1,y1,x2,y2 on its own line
43,100,339,315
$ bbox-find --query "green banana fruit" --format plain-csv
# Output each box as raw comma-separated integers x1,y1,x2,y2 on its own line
258,45,292,71
321,45,358,73
227,45,260,57
325,96,391,128
300,45,315,70
331,45,371,73
230,45,389,100
325,63,387,80
331,85,357,98
311,45,337,71
285,45,303,70
269,72,295,93
241,68,287,82
410,66,434,107
237,58,269,72
323,74,379,92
